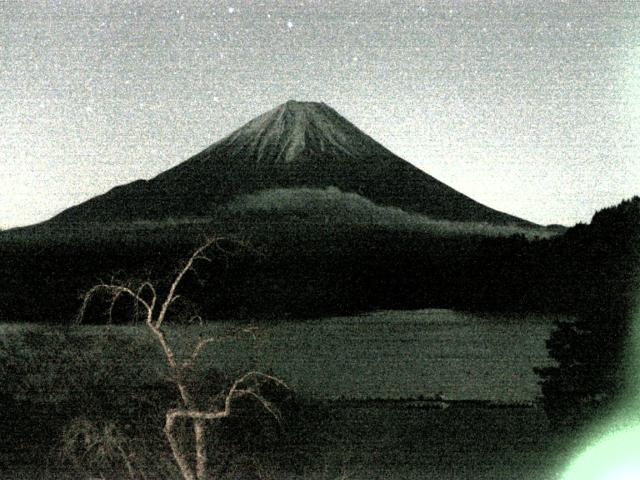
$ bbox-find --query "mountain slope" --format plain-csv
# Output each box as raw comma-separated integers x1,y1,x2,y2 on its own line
49,100,533,226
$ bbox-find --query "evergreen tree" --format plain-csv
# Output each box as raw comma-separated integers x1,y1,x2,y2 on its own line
536,197,640,428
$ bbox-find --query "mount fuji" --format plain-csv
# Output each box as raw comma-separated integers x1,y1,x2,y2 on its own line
48,100,534,226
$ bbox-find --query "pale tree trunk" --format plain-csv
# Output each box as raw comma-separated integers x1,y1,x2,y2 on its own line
194,419,208,480
164,413,196,480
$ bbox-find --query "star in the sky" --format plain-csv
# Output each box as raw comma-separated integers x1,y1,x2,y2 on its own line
287,20,294,29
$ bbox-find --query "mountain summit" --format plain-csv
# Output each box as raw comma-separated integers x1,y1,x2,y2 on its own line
50,100,533,226
208,100,395,165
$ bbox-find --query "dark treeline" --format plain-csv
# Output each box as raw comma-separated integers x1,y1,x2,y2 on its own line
535,196,640,427
0,197,638,324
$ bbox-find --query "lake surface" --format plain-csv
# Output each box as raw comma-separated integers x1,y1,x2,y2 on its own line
231,309,563,402
2,309,562,403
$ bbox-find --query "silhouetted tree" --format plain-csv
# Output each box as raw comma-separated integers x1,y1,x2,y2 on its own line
536,197,640,428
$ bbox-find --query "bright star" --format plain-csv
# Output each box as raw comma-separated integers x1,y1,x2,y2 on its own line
287,20,294,29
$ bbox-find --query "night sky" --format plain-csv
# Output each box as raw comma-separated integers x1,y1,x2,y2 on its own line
1,0,639,228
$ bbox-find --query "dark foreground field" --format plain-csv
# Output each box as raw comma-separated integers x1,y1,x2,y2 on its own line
1,401,578,480
288,402,573,480
0,319,580,479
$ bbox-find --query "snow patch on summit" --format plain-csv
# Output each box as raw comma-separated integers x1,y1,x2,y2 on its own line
210,100,392,164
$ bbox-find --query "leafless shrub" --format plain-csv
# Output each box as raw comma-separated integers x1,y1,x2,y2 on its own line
79,237,288,480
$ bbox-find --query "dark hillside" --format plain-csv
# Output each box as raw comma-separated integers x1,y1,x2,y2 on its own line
0,196,637,324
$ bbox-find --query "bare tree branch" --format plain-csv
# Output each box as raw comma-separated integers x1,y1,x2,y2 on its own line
183,327,260,369
78,284,153,324
155,236,221,329
108,288,127,324
79,236,287,480
184,337,220,369
164,413,196,480
232,389,282,424
136,281,157,314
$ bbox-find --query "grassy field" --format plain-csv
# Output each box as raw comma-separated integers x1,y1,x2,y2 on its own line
293,403,575,480
0,402,578,479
